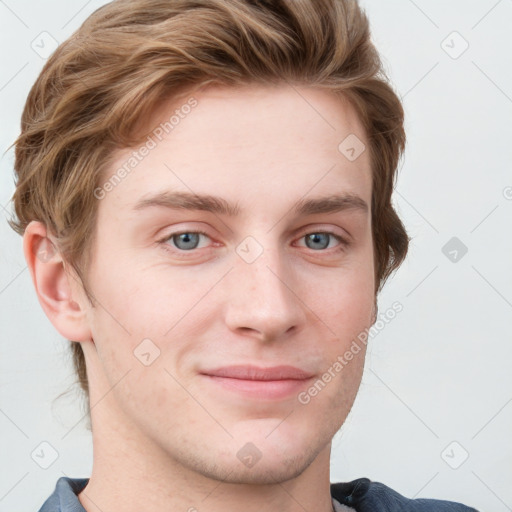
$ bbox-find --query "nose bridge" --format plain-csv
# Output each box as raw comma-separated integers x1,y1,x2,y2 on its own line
224,235,304,339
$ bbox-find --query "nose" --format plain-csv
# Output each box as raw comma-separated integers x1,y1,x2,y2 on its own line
223,245,306,343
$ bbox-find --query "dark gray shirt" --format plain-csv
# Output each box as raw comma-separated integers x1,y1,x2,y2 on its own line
37,476,479,511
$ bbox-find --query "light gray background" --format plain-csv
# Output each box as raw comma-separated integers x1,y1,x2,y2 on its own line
1,1,511,511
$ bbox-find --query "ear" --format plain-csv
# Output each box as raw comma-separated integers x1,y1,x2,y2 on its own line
23,221,92,342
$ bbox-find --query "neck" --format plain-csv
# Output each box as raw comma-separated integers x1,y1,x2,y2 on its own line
79,427,334,512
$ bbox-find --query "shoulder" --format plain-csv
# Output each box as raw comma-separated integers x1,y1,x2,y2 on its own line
330,478,479,512
37,477,89,512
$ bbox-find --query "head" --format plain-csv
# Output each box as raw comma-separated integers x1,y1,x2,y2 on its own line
11,0,408,483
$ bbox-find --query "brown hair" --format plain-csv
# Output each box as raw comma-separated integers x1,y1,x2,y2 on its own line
9,0,409,418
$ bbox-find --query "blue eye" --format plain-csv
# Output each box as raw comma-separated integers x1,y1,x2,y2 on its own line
167,231,210,251
303,232,344,251
305,233,329,250
174,233,199,250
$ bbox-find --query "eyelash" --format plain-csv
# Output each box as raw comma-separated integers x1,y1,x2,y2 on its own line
157,230,349,255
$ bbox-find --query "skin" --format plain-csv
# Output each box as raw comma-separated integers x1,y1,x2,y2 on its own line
24,84,375,512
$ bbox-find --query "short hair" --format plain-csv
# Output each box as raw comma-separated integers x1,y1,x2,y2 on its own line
9,0,409,415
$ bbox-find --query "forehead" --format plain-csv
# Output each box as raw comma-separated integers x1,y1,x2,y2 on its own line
100,83,372,214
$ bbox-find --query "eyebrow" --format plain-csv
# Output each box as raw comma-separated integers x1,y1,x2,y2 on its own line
132,191,368,217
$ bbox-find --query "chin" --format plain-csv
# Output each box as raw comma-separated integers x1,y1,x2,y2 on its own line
195,448,319,486
179,428,325,486
163,404,340,485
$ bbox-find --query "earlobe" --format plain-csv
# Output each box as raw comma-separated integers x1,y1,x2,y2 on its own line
23,221,92,342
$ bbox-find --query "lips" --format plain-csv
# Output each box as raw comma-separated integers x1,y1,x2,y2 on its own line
200,365,315,400
201,365,314,381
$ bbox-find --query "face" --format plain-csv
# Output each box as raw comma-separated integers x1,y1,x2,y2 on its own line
78,84,375,484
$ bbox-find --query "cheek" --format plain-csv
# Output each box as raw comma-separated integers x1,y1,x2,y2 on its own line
88,257,182,338
308,266,374,335
87,268,213,394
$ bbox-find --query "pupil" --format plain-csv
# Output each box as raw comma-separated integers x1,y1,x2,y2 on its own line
307,233,329,250
175,233,199,250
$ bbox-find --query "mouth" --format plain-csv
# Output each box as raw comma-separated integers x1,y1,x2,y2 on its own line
199,365,315,400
